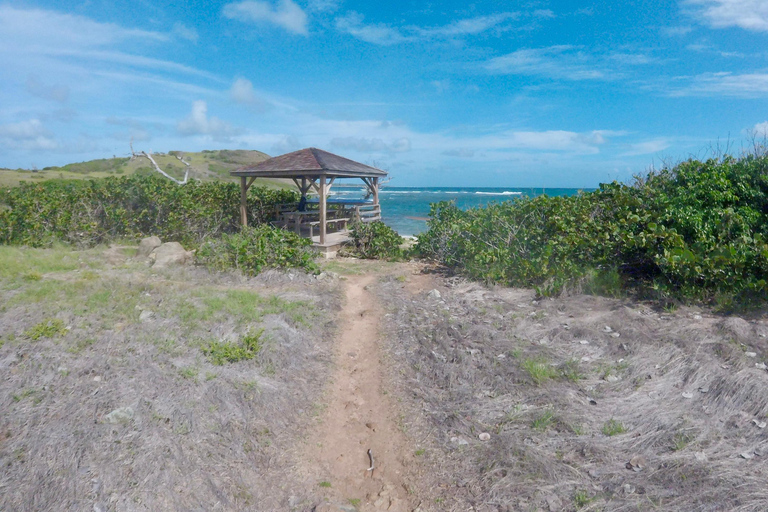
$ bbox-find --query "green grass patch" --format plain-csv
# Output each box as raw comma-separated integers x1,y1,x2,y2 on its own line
574,490,593,509
531,409,555,431
24,318,67,340
202,329,264,365
522,357,559,385
318,481,332,488
602,418,627,436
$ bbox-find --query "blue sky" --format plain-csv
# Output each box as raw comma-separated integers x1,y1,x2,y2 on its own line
1,0,767,186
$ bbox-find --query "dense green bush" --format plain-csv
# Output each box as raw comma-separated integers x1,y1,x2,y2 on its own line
196,225,318,275
348,220,404,260
0,174,297,248
416,152,768,307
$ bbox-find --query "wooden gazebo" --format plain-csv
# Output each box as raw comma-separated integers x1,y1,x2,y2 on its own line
231,147,387,247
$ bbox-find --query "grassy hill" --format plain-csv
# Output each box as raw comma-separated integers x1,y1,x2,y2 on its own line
0,149,290,189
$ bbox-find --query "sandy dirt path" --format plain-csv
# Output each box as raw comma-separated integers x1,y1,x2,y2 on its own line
307,274,416,512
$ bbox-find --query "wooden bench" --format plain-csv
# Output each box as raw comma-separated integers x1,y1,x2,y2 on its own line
354,204,382,223
309,217,351,238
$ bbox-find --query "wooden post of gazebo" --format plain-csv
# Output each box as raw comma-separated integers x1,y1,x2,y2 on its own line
240,177,248,227
372,177,379,206
319,176,327,244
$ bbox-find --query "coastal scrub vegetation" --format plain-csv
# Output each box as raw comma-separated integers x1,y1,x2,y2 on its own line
347,220,404,260
416,151,768,308
0,174,297,248
196,225,318,275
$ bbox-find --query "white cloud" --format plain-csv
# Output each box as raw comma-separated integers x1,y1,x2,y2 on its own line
222,0,308,35
686,0,768,31
306,0,341,13
0,119,59,150
26,75,69,103
670,71,768,97
485,45,607,80
621,139,671,156
442,148,475,157
335,12,408,45
331,136,411,153
271,134,302,154
753,121,768,137
172,22,199,43
229,78,265,107
177,100,239,139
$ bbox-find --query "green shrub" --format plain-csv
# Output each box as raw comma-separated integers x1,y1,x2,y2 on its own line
416,151,768,307
202,329,264,365
348,220,404,260
196,225,318,275
0,174,297,248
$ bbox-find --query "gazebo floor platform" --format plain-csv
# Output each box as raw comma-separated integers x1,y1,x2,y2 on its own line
310,230,351,259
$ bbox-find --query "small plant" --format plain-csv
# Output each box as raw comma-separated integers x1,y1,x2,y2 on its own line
202,329,264,365
348,498,361,507
318,481,332,488
531,409,555,431
559,359,582,382
574,490,592,509
672,431,695,451
24,318,67,340
414,449,425,456
522,357,559,385
602,418,626,436
179,367,199,381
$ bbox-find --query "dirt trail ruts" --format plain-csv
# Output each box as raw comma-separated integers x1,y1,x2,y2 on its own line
307,274,415,511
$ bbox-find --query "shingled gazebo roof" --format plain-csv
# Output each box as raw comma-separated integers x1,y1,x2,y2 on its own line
230,147,387,179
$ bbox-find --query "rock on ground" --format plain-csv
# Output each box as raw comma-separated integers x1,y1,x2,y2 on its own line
137,236,162,258
150,242,193,268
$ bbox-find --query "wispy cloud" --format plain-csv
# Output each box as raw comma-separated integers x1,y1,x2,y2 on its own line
222,0,308,35
335,11,525,45
621,139,671,156
335,12,408,45
229,78,266,109
331,136,411,153
752,121,768,137
177,100,240,139
172,22,199,43
670,71,768,97
485,45,607,80
685,0,768,32
414,13,519,37
26,75,69,103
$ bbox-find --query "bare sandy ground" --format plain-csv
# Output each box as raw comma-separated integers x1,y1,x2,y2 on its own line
3,248,768,511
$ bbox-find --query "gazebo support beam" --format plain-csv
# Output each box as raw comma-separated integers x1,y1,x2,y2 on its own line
239,176,257,227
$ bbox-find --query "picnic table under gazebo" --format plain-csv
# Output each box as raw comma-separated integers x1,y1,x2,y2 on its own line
231,147,387,256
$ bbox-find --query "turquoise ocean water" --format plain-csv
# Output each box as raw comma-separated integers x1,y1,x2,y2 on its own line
331,186,593,236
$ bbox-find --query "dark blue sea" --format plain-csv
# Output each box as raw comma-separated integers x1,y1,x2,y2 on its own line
331,186,593,236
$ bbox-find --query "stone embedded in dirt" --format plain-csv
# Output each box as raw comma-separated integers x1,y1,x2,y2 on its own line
450,436,468,446
695,452,707,461
682,392,694,399
693,314,703,320
479,432,491,441
745,352,757,358
589,398,598,405
105,407,134,424
467,348,480,355
610,332,621,338
497,354,506,359
137,236,162,258
602,325,613,333
753,419,767,429
756,363,768,370
139,310,154,322
606,375,620,383
93,376,102,382
545,494,562,511
149,242,193,268
427,289,441,299
627,455,647,472
741,452,755,460
578,340,590,345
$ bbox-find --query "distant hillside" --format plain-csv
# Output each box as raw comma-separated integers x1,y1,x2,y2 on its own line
0,150,289,188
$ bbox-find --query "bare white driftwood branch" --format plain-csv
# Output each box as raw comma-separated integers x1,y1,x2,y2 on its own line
136,150,189,185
